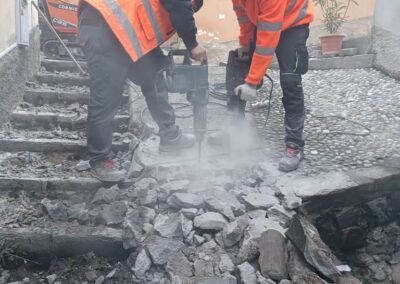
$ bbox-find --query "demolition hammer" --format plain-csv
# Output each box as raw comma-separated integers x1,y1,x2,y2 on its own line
164,50,209,160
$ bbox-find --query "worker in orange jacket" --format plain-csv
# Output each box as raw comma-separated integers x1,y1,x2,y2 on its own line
233,0,314,172
77,0,206,182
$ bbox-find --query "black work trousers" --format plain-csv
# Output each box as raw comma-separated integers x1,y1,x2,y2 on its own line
253,24,309,148
77,6,177,165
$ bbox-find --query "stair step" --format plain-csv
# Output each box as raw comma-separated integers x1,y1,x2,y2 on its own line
0,137,128,153
24,87,89,106
36,72,90,86
0,224,124,258
11,109,129,132
308,54,374,70
41,58,88,73
24,87,130,106
0,176,101,194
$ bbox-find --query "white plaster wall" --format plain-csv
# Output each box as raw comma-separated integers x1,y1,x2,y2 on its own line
374,0,400,36
373,0,400,79
0,0,38,54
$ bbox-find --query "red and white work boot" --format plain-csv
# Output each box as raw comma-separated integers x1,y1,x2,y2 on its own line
278,144,304,173
91,159,126,182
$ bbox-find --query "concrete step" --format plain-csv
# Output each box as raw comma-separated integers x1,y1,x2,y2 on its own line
41,58,88,73
310,48,359,58
0,135,129,153
0,176,101,195
0,224,124,258
36,72,90,86
24,87,130,106
24,87,89,106
309,54,375,70
11,109,129,132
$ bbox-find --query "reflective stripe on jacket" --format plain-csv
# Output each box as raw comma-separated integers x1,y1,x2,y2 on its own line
79,0,176,62
233,0,314,85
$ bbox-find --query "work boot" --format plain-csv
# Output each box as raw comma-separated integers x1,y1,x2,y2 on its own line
91,160,126,182
278,144,304,173
159,130,196,152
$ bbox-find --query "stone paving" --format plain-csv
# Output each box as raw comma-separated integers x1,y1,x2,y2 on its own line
253,68,400,175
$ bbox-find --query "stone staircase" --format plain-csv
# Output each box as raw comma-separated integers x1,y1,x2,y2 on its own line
0,58,133,257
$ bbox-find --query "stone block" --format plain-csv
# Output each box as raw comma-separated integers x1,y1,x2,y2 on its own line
259,230,287,281
285,214,341,282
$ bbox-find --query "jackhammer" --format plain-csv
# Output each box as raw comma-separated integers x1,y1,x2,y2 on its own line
226,50,250,118
164,50,209,160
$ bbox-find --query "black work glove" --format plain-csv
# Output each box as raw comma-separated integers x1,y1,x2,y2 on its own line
193,0,203,12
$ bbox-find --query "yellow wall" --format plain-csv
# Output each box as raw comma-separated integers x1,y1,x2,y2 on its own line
0,0,38,54
196,0,375,42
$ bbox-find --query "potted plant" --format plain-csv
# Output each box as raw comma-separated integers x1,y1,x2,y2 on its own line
313,0,358,55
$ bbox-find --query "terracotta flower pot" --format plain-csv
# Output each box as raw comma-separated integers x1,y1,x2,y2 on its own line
319,34,345,56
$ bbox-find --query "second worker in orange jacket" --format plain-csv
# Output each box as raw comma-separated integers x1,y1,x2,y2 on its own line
232,0,314,173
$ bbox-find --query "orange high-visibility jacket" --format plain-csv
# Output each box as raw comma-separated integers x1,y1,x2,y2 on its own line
233,0,314,85
79,0,176,62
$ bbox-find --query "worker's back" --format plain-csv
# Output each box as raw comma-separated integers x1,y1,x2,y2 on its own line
78,0,176,61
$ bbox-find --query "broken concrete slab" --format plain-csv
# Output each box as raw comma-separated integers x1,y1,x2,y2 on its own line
95,201,127,226
145,235,185,265
91,186,121,205
241,193,279,210
219,254,235,274
238,217,285,263
258,230,287,281
285,214,341,282
68,202,89,224
238,262,257,284
41,198,68,221
276,171,358,199
166,250,193,279
194,212,228,231
287,241,313,279
167,193,204,209
134,249,152,279
154,213,183,239
302,166,400,213
222,215,250,248
204,188,245,221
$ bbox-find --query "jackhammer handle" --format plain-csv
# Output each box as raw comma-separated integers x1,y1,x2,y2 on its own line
168,50,192,65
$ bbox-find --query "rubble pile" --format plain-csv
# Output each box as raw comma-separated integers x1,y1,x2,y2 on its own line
0,160,363,284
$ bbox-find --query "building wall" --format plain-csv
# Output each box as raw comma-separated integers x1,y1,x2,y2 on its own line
0,1,40,125
195,0,375,42
0,1,17,52
372,0,400,80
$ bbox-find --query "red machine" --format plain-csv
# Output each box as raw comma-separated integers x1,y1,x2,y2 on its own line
39,0,82,58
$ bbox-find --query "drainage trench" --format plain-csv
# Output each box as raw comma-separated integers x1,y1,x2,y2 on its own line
302,179,400,284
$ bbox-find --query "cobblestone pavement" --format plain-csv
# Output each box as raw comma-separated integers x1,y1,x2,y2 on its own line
253,68,400,175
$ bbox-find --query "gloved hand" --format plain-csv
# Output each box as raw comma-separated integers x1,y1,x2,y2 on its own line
236,45,250,61
235,83,257,102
